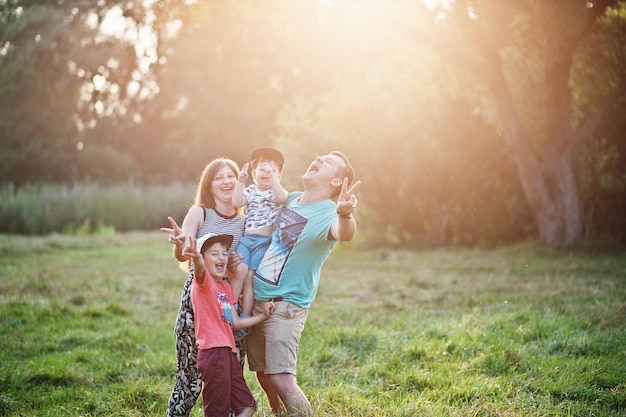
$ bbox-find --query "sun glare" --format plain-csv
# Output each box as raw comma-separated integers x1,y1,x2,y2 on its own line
421,0,448,10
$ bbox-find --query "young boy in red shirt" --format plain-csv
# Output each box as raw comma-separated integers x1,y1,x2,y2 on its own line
183,233,275,417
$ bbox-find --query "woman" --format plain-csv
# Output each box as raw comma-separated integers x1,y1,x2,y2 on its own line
161,158,245,417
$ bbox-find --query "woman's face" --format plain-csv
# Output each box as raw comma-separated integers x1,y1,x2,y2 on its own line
211,164,238,206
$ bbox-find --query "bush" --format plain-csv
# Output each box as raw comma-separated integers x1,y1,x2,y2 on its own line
0,182,195,235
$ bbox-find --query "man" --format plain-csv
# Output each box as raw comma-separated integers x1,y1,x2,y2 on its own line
246,151,361,417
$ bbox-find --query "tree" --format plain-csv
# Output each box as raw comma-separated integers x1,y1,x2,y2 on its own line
571,3,626,240
428,0,626,246
2,0,624,245
274,42,532,247
140,0,353,181
0,1,85,184
0,0,167,184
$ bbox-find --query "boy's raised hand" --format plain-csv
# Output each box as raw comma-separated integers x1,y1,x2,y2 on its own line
257,161,272,176
182,236,199,259
238,162,250,183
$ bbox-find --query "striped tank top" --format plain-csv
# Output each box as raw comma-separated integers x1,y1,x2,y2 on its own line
196,207,245,252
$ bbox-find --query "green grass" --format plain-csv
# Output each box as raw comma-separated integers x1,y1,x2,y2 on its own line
0,233,625,416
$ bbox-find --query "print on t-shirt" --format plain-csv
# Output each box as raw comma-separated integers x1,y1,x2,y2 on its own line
254,207,307,286
218,291,233,326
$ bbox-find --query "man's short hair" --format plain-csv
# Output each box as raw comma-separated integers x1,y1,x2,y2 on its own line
330,151,354,198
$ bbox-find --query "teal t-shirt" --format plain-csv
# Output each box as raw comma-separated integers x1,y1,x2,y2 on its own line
253,192,337,308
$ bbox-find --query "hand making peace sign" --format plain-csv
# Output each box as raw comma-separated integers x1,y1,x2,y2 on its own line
160,216,187,247
336,178,362,217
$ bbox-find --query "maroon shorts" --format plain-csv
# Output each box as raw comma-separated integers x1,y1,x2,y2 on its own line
197,347,256,416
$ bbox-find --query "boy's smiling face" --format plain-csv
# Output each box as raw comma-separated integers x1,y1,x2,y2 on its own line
253,157,282,190
202,241,229,279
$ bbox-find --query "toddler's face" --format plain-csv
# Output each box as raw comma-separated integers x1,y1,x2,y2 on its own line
253,158,282,187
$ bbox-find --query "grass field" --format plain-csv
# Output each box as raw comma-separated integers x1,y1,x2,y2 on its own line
0,232,624,416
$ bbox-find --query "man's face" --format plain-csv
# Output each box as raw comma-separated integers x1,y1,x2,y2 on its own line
302,154,345,186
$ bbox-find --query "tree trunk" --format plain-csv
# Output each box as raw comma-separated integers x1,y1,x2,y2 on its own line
432,0,616,246
481,45,580,246
543,152,584,245
543,48,584,246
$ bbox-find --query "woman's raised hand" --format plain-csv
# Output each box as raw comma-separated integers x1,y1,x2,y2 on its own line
160,216,187,247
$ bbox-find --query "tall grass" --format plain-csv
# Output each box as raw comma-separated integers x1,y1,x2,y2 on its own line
0,234,624,416
0,182,196,235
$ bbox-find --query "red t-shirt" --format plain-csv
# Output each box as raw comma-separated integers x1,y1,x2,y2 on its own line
191,272,236,352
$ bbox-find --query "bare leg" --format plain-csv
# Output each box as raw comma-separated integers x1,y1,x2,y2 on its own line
267,373,312,417
235,406,255,417
256,372,286,415
241,270,255,316
231,262,249,304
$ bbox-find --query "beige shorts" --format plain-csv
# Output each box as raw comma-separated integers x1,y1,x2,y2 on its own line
247,300,309,375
